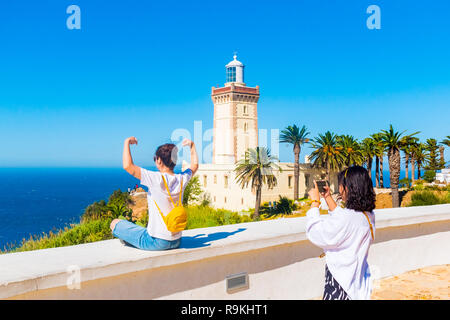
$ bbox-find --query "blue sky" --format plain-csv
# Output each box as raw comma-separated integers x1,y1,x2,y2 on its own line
0,0,449,167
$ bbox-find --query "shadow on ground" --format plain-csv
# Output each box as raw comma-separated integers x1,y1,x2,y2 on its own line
180,228,246,248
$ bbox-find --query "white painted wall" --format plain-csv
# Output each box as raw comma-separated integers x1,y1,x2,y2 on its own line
1,204,449,300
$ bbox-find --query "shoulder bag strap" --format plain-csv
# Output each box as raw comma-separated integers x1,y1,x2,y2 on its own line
161,174,175,206
363,211,374,240
153,199,167,223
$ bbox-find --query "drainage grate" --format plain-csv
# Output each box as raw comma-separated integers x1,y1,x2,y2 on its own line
226,272,249,293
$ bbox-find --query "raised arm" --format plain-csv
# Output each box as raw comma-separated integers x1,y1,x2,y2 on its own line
306,182,346,249
321,183,337,211
310,181,338,211
182,138,199,175
123,137,141,180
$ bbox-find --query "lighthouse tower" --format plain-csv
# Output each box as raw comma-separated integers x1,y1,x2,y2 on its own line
211,55,260,164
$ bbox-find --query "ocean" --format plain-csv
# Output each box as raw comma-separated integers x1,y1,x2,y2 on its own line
0,167,406,250
0,168,142,250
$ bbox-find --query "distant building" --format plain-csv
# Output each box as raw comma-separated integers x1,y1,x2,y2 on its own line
436,169,450,184
193,55,334,211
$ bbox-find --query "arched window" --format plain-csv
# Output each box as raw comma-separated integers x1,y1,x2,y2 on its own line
244,122,248,133
243,105,247,115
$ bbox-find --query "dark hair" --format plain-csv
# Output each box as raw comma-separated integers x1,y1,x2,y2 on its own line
338,166,376,212
154,143,178,170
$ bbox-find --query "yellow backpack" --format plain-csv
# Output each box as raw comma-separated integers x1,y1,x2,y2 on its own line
153,174,187,233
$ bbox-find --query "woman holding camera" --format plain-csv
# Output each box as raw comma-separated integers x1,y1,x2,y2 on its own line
307,166,376,300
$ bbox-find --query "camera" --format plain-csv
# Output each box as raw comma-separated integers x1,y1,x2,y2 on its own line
315,180,328,193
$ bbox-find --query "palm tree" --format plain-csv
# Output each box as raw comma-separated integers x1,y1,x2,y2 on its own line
408,140,420,183
337,135,363,167
441,136,450,147
280,124,310,200
441,136,450,168
234,147,281,218
309,131,345,181
413,143,427,179
400,136,419,181
380,125,418,208
439,145,445,169
371,133,385,188
360,138,376,179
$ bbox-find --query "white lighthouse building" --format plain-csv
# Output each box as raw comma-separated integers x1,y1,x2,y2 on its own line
194,55,326,211
212,55,259,165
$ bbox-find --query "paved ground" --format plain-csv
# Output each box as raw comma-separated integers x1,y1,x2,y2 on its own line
371,265,450,300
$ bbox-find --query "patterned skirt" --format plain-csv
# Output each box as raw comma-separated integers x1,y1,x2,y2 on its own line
323,265,351,300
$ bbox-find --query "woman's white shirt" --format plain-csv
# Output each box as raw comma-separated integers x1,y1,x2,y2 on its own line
306,206,375,300
140,167,193,241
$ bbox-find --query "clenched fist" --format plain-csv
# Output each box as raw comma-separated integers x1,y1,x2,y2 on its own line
125,137,138,145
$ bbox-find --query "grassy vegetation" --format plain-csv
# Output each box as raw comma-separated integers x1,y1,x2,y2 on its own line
407,190,450,207
401,181,450,207
186,205,252,229
4,219,113,253
411,181,450,192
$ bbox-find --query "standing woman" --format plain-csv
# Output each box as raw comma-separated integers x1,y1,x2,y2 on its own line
306,166,376,300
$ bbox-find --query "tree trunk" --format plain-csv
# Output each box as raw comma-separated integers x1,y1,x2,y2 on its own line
254,179,262,219
326,161,331,182
388,148,401,208
294,144,300,201
367,157,373,179
380,155,384,188
439,146,445,169
417,164,421,179
375,156,380,188
411,155,416,183
404,153,409,180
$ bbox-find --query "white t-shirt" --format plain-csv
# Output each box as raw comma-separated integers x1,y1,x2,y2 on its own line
306,206,376,300
140,167,193,241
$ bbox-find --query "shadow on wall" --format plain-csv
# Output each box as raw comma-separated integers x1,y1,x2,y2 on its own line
180,228,246,248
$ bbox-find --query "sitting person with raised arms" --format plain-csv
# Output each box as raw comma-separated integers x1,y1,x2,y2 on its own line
110,136,198,250
306,165,376,300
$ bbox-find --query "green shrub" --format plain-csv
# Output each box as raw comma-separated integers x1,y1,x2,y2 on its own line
423,170,436,183
109,203,133,221
278,196,298,214
199,192,212,207
81,200,109,223
185,205,252,230
108,189,133,207
399,178,412,189
135,210,149,227
183,176,203,206
3,218,113,254
260,195,297,216
81,189,133,223
408,190,450,207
